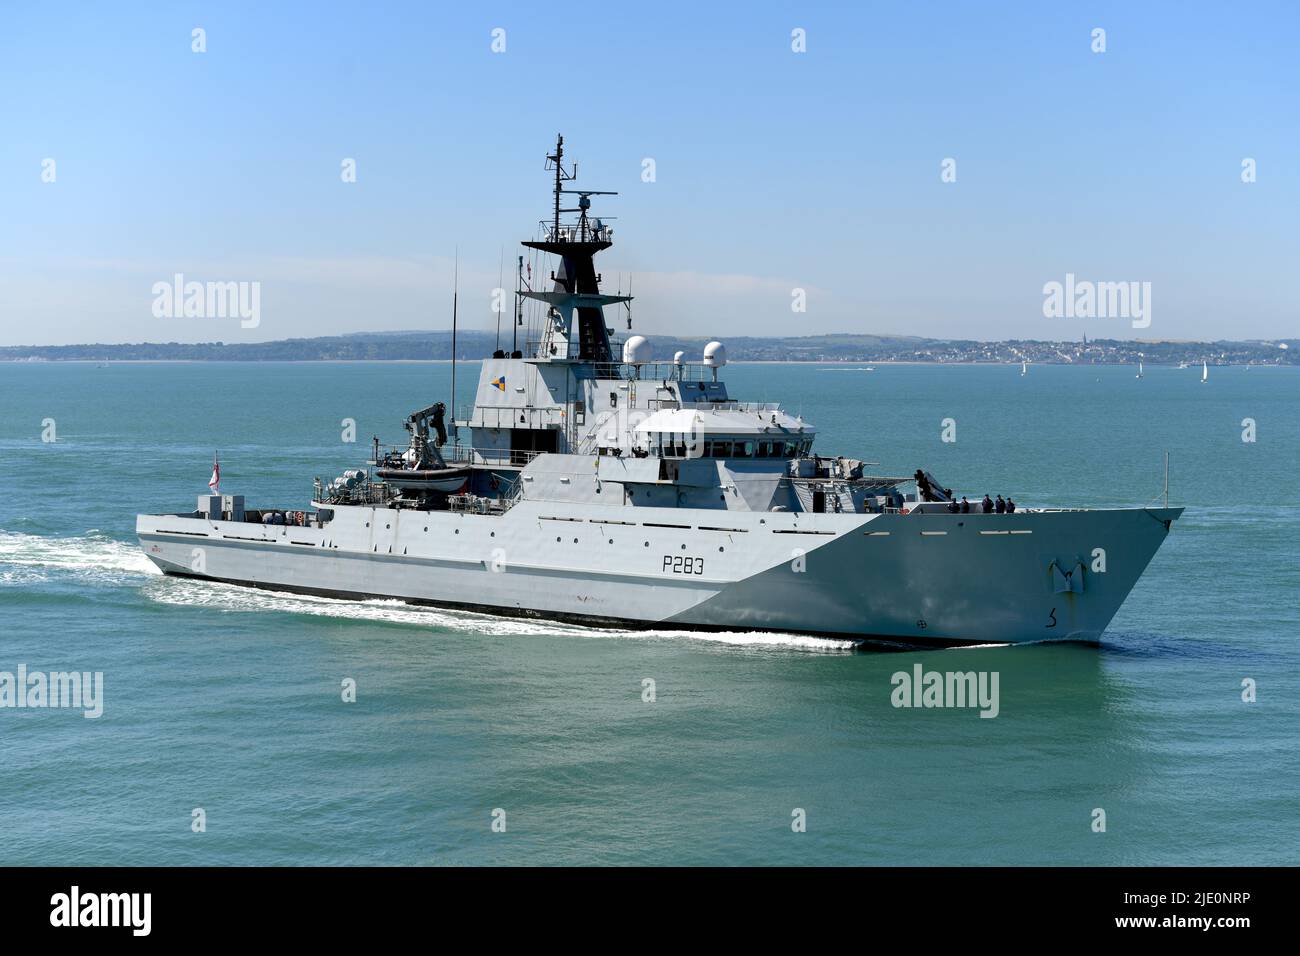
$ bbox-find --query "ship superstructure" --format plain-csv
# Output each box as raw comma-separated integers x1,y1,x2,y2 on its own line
136,137,1182,646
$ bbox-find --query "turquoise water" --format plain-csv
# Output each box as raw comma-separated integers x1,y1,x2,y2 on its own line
1,361,1296,865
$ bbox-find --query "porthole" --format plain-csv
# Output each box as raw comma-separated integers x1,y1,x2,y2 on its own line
573,538,578,544
719,546,724,552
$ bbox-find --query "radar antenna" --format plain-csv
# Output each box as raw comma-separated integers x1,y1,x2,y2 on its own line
544,134,617,242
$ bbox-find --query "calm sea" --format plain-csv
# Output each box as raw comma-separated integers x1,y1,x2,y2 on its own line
1,360,1296,865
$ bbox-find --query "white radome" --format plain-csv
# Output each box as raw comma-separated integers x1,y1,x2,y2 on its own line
622,335,652,364
703,341,727,367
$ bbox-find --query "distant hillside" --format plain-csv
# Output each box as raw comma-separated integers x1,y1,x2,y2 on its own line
0,331,486,362
1,332,1294,365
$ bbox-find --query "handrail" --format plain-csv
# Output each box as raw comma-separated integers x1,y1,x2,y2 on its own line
445,444,543,468
678,401,782,413
515,346,717,382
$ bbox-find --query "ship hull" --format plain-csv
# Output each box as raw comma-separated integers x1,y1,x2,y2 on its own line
137,502,1182,646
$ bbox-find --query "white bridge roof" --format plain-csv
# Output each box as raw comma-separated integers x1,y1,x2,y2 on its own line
633,406,812,436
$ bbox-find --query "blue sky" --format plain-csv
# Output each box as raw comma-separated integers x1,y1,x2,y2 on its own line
1,1,1296,346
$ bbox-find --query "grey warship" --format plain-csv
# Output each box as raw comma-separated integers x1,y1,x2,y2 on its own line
137,136,1183,646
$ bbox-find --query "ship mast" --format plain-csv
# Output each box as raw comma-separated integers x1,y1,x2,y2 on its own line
449,250,459,440
547,135,571,241
522,134,630,363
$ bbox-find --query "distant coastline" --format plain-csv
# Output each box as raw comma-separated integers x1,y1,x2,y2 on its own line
6,359,1297,369
1,330,1294,366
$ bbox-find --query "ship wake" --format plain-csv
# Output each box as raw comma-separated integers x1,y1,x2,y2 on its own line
0,530,160,585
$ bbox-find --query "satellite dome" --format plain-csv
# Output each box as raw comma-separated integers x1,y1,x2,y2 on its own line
622,335,652,364
703,341,727,367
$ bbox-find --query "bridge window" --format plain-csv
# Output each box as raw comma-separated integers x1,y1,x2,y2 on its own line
657,435,803,459
657,432,691,458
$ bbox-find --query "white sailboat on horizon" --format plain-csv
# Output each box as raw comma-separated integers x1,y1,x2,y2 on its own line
1136,359,1143,379
1201,360,1208,384
1020,359,1027,377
